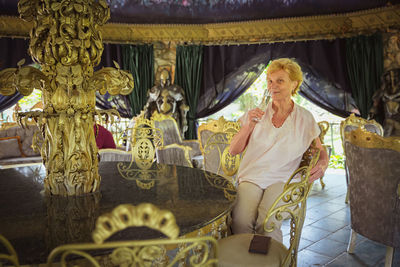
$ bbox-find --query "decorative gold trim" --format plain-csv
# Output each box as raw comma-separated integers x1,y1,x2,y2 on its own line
340,114,384,148
48,203,219,267
344,127,400,152
92,203,180,244
1,5,399,44
198,116,241,155
263,148,319,267
318,121,330,144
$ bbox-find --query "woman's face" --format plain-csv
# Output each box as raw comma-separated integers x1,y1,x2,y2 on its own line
267,69,298,101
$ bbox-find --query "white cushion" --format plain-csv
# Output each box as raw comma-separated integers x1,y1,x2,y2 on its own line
218,234,288,267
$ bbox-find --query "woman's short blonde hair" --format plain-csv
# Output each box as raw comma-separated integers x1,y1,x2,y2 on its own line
267,58,303,96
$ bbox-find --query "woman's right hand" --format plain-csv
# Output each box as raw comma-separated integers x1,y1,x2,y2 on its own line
246,108,265,127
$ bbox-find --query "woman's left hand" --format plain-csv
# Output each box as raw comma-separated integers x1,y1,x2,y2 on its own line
309,162,327,183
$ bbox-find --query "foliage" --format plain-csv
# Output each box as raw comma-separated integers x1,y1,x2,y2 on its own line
18,89,42,111
328,154,345,169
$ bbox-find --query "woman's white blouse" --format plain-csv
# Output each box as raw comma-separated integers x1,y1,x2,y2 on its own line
237,102,320,189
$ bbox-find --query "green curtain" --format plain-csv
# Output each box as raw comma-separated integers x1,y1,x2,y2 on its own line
175,45,203,139
122,44,154,117
345,34,383,119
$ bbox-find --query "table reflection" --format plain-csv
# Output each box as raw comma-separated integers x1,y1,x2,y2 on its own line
0,162,236,264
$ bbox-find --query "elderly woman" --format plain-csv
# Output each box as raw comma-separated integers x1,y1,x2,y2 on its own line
229,58,329,241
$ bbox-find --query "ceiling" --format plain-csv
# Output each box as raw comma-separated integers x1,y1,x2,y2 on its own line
0,0,399,24
0,0,399,44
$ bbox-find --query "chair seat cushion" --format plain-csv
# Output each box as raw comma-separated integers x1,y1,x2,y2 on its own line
218,233,288,267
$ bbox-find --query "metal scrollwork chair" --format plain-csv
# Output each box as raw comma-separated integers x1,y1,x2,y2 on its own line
131,117,163,169
47,203,218,267
340,113,384,203
344,128,400,267
317,121,331,189
0,234,20,267
199,117,242,185
218,148,320,267
152,113,201,168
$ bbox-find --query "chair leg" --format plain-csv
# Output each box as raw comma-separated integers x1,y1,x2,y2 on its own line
385,246,394,267
345,187,350,204
320,176,326,189
347,229,357,254
344,160,350,204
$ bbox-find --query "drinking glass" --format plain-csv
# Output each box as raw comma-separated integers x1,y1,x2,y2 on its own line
253,89,271,122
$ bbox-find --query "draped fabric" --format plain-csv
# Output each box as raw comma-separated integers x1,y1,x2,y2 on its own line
346,34,384,119
0,38,32,112
95,44,154,118
122,44,154,117
198,46,268,118
0,94,23,113
199,39,357,119
175,45,203,139
95,43,133,118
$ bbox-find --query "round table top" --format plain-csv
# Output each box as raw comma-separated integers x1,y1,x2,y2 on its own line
0,161,236,264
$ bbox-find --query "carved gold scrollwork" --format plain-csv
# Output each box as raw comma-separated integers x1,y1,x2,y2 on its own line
221,147,241,177
117,161,169,190
47,203,218,266
92,203,180,244
0,0,134,196
203,170,237,202
344,127,400,152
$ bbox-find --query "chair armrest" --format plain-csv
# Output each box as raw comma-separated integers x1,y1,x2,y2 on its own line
156,144,193,167
98,149,132,162
183,140,201,157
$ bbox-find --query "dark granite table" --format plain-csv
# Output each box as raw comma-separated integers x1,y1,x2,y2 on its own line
0,162,236,264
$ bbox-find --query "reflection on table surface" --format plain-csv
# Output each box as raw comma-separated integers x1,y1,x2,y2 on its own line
0,162,236,264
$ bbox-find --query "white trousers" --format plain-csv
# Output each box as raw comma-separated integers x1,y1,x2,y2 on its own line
231,181,285,242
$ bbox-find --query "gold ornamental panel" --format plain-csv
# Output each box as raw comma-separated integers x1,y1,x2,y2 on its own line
0,5,399,44
344,127,400,152
0,0,134,196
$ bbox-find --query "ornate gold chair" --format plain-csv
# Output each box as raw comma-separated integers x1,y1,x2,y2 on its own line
340,113,384,203
152,113,201,168
344,128,400,267
130,117,163,169
317,121,331,189
0,234,20,267
199,117,242,185
47,203,218,267
218,148,320,267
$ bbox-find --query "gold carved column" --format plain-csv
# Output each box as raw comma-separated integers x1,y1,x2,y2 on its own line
0,0,134,196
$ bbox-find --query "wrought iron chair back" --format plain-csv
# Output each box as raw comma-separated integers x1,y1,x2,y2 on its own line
200,117,241,184
130,117,163,169
0,234,20,267
317,121,331,189
217,146,320,267
264,148,319,267
47,203,218,267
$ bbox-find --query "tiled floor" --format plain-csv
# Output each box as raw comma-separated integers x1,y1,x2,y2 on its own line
282,168,399,267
